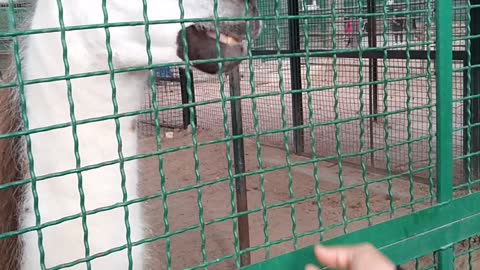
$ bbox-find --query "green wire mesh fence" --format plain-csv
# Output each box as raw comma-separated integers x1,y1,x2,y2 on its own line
0,1,30,78
1,0,480,269
139,0,471,186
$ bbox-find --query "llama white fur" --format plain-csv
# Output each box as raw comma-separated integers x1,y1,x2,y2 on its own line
16,0,259,269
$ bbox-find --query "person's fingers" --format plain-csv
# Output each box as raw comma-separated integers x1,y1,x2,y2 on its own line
312,243,396,270
304,264,320,270
312,244,356,269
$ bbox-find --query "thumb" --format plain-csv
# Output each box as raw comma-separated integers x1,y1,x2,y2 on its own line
312,244,359,269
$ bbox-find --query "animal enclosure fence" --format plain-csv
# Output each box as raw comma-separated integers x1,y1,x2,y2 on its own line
0,1,29,79
1,0,480,270
140,0,472,186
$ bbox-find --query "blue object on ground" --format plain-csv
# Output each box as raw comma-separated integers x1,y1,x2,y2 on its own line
155,67,173,79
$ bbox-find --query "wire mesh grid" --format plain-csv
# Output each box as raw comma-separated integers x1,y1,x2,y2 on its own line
0,0,478,269
137,0,441,266
138,68,185,136
452,0,480,196
133,0,473,268
139,0,474,187
398,253,438,270
0,2,30,79
453,236,480,269
394,235,480,270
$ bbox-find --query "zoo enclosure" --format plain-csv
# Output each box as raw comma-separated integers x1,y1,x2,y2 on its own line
145,0,474,185
140,0,480,268
0,0,480,269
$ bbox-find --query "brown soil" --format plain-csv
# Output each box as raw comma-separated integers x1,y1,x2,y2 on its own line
135,128,480,270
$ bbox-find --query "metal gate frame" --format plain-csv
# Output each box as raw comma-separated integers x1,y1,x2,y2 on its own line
241,0,480,268
242,193,480,269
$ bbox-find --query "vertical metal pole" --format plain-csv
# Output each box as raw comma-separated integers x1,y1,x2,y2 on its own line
367,0,378,167
467,0,480,179
436,0,454,267
464,58,470,182
180,68,197,129
287,0,304,154
229,66,251,266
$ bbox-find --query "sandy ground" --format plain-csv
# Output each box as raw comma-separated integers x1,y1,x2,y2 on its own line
134,128,480,270
140,54,470,188
123,28,478,268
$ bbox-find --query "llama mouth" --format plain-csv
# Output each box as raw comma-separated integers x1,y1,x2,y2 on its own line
205,31,242,45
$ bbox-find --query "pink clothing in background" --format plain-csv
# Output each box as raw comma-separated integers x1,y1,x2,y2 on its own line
345,21,353,34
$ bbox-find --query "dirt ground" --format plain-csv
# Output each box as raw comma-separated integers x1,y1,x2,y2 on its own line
136,30,478,268
134,128,479,270
141,56,468,187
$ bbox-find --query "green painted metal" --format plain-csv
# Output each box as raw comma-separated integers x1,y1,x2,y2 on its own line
465,0,480,181
0,3,31,74
435,0,454,267
0,0,478,269
256,0,289,50
241,192,480,269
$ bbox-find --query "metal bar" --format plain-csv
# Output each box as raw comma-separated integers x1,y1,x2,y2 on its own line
287,0,304,154
240,191,480,270
435,0,454,266
468,0,480,179
436,0,454,206
179,68,197,129
367,0,378,117
367,0,377,167
229,66,251,267
464,58,470,182
251,49,466,60
368,86,375,166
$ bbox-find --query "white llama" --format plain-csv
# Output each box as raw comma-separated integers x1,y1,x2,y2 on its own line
0,0,261,269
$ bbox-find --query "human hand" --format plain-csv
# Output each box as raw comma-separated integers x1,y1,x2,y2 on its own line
305,243,397,270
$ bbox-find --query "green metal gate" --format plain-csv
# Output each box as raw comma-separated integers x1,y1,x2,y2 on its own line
244,0,480,268
1,0,480,269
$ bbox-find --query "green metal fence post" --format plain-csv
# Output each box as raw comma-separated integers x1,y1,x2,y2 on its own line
435,0,454,203
435,0,454,267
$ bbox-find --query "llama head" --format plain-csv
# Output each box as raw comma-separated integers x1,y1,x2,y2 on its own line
96,0,262,75
174,0,262,74
26,0,262,76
